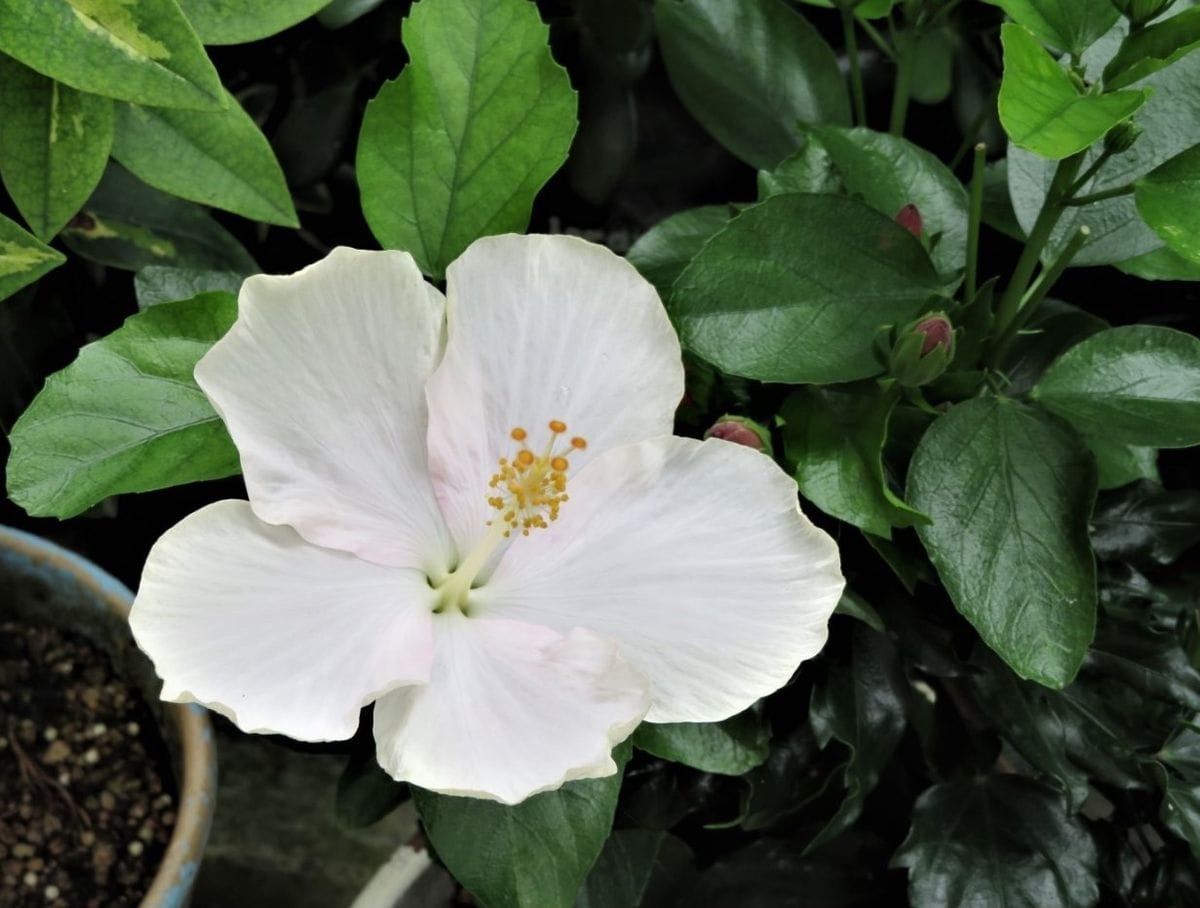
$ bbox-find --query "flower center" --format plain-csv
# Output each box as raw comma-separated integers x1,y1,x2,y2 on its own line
431,420,587,616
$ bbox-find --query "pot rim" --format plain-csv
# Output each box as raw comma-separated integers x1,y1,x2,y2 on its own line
0,525,217,908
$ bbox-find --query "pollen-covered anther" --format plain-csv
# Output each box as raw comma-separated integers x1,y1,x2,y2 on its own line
485,421,587,535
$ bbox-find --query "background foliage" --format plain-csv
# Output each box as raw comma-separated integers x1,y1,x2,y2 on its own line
5,0,1200,905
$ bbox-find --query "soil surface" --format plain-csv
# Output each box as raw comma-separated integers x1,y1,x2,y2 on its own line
0,621,175,907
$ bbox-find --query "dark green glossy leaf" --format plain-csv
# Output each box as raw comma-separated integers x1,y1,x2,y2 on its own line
781,384,926,538
1160,721,1200,779
1086,613,1200,711
625,205,730,297
60,165,257,272
177,0,331,44
998,23,1147,160
654,0,848,169
0,57,114,240
1002,299,1108,396
112,93,298,226
807,627,907,851
985,0,1120,55
735,726,830,832
1161,772,1200,860
133,265,245,309
834,588,885,633
894,775,1100,908
6,293,240,518
575,830,695,908
1089,436,1159,490
413,742,630,908
907,397,1097,688
671,194,945,384
1033,325,1200,448
1136,143,1200,265
0,0,224,110
356,0,576,279
1104,6,1200,89
1091,481,1200,566
0,212,65,303
808,126,970,278
633,711,769,776
757,138,840,199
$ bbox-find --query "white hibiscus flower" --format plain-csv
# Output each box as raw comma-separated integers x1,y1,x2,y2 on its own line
130,234,843,805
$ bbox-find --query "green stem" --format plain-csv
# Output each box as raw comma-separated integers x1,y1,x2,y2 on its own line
991,225,1091,369
842,7,867,127
858,17,895,60
1065,184,1135,206
1067,147,1114,197
965,142,986,304
889,31,914,135
988,152,1085,369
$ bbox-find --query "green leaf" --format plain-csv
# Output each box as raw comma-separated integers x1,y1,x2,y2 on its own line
1162,774,1200,860
0,0,225,110
1033,325,1200,448
653,0,849,169
998,23,1148,160
907,397,1097,688
6,293,241,518
807,626,907,851
1116,245,1200,281
970,650,1092,809
625,205,730,298
134,265,244,309
413,742,631,908
0,58,114,240
633,711,769,776
1086,604,1200,710
356,0,577,279
910,27,956,105
1088,435,1159,490
671,193,945,384
796,0,897,18
61,164,257,273
780,384,926,538
757,139,841,199
807,125,970,279
111,92,298,226
1008,30,1200,266
0,212,65,303
893,775,1100,908
1091,480,1200,566
834,587,886,633
1136,144,1200,265
1104,6,1200,90
1161,721,1200,779
575,830,694,908
984,0,1120,55
177,0,331,44
335,753,408,829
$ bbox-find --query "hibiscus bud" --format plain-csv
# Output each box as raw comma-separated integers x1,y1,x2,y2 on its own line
887,312,956,388
1110,0,1175,26
1103,121,1142,156
895,204,923,239
705,415,772,455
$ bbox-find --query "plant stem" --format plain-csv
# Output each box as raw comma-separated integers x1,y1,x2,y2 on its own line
965,142,986,304
1065,184,1135,206
987,152,1085,369
889,31,914,136
858,17,895,60
842,7,867,127
1067,147,1114,197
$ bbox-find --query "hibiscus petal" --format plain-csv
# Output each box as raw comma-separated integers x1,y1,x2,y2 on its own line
425,234,684,556
130,500,435,742
479,436,844,723
196,247,453,573
372,615,648,804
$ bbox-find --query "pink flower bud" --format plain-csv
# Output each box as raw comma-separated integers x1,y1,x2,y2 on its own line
705,417,769,453
914,314,953,356
895,204,923,239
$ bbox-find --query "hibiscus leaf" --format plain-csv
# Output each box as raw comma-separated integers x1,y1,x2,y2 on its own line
0,212,65,303
176,0,331,44
1104,6,1200,90
111,92,298,227
781,383,928,539
0,0,225,110
625,205,731,298
633,711,769,776
893,775,1100,908
134,265,245,310
1032,325,1200,448
653,0,849,170
356,0,577,279
998,23,1148,160
6,293,241,518
983,0,1119,56
1091,480,1200,567
907,397,1097,688
671,193,946,384
1135,143,1200,266
0,57,114,241
413,741,631,908
575,830,696,908
806,625,907,852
